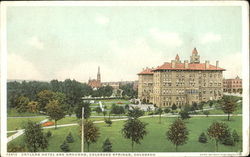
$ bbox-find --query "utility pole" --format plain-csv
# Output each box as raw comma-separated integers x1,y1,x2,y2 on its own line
81,107,84,152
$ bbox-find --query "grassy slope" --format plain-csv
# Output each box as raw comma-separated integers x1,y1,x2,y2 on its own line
7,117,47,131
8,116,242,152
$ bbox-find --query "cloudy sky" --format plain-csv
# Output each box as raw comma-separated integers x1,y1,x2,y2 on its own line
7,5,243,82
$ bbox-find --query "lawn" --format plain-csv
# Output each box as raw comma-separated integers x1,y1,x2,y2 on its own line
7,116,122,131
7,117,47,131
8,116,242,152
7,132,17,137
8,108,45,117
197,101,242,115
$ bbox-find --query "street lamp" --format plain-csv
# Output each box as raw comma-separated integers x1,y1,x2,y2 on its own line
81,107,84,152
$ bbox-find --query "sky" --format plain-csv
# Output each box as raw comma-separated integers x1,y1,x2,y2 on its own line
7,5,243,82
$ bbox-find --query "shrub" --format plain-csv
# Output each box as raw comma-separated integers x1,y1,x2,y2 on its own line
232,130,240,143
148,112,154,115
102,138,112,152
8,143,27,152
221,131,234,146
105,119,112,127
46,131,52,138
203,111,210,117
198,132,207,143
60,141,70,152
164,108,170,114
66,132,74,143
171,104,177,110
179,110,190,120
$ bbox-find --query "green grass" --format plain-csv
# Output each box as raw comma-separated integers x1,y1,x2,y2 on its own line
7,132,17,137
197,102,242,115
7,108,44,117
7,117,47,131
8,116,242,152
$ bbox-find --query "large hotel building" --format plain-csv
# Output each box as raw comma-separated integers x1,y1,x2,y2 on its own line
138,48,225,107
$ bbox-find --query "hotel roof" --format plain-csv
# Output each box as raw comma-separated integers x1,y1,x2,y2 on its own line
153,62,225,71
138,68,154,75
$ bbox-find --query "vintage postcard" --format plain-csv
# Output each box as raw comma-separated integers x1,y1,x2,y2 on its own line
0,1,249,157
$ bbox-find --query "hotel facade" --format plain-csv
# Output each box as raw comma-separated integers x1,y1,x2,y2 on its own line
138,48,225,107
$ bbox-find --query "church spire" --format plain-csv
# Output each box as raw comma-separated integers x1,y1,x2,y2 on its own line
97,66,101,82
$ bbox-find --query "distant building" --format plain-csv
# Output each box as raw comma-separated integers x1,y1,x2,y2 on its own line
88,66,101,88
138,48,225,107
223,76,242,94
102,81,138,90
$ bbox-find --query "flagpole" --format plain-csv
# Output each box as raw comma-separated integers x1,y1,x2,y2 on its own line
81,107,84,152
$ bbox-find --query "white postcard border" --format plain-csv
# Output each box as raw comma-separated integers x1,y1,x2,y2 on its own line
1,1,249,157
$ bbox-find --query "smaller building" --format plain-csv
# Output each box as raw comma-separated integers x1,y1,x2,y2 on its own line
223,76,242,94
88,66,101,88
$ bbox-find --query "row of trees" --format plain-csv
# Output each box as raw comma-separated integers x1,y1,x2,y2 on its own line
8,79,115,111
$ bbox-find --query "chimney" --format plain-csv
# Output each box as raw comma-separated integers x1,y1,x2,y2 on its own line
216,61,219,69
171,60,176,68
184,60,189,69
205,60,210,69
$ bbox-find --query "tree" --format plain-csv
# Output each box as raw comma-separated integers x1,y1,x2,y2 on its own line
45,100,65,129
16,96,29,113
105,119,112,127
110,104,125,117
102,110,107,118
37,90,56,112
203,111,210,117
94,107,102,115
95,86,113,97
24,121,48,152
166,118,189,151
121,118,148,152
164,108,170,114
221,131,234,146
147,106,152,113
221,96,237,121
60,141,70,152
198,102,205,111
66,132,74,143
156,108,163,124
27,101,39,113
102,138,112,152
232,130,240,144
198,132,207,143
127,107,144,119
119,83,137,98
207,121,230,151
125,104,130,111
62,79,92,108
80,120,100,152
75,102,91,119
179,110,190,120
192,102,198,110
171,104,177,111
209,101,213,108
